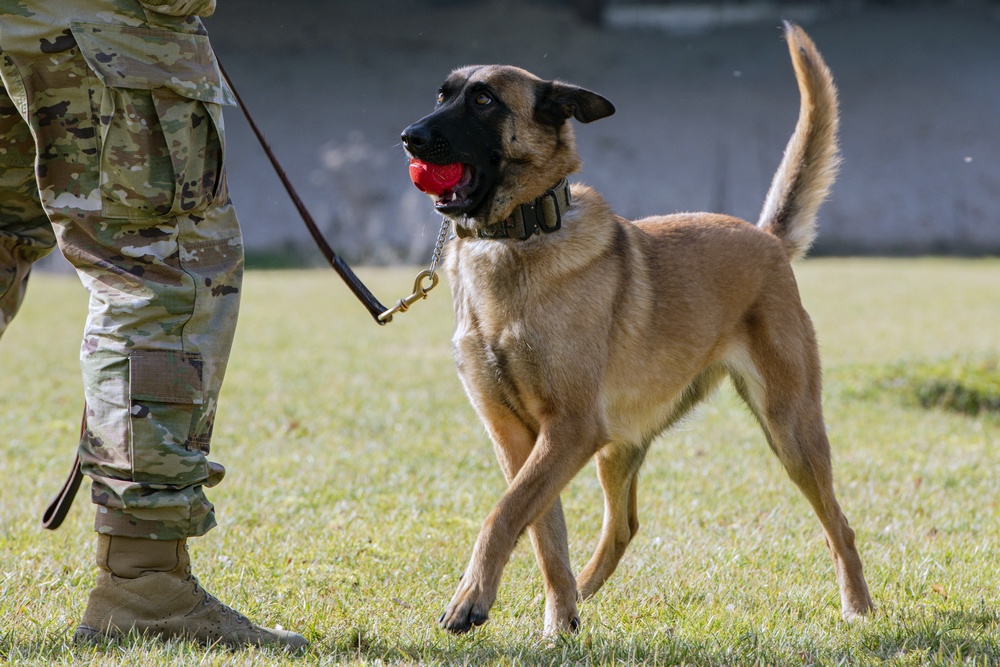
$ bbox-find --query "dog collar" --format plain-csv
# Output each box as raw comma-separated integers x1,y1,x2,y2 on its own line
455,179,570,241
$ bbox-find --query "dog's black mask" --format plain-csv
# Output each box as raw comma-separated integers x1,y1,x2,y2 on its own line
401,75,506,219
402,66,614,222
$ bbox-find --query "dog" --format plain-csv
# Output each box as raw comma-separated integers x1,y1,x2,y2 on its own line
401,22,874,635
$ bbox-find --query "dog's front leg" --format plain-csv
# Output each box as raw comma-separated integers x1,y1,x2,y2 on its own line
530,497,579,634
439,412,603,634
479,407,581,634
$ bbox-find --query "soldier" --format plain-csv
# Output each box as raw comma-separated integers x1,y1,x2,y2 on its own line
0,0,307,649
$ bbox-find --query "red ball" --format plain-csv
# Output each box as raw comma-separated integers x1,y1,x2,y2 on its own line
408,159,464,195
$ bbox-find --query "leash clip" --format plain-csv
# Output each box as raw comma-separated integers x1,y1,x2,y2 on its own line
378,217,450,324
377,269,440,323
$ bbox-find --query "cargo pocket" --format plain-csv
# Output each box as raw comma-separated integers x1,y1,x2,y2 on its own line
71,23,235,220
128,349,213,486
129,349,205,405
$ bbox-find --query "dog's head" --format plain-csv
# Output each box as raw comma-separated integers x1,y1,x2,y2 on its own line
401,65,614,229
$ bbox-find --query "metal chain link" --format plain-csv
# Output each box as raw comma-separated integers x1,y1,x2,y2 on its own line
427,216,452,277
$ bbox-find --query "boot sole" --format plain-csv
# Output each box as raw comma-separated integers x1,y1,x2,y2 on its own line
73,623,308,651
72,624,121,645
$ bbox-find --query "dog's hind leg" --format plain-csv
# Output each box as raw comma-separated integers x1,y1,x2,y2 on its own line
576,443,645,600
577,367,727,599
761,404,873,620
731,316,874,621
470,405,581,635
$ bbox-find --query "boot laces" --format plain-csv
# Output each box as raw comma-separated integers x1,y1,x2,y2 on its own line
184,565,248,625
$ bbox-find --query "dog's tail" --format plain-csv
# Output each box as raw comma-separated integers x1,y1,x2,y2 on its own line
757,22,840,262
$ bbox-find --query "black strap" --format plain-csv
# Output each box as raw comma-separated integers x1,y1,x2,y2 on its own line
42,406,86,530
216,57,389,325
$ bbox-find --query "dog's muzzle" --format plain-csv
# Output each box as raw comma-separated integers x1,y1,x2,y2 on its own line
401,124,453,163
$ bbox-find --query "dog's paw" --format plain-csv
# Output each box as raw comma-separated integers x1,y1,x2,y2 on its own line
438,603,490,634
543,614,581,637
842,600,875,623
542,594,582,636
438,580,493,634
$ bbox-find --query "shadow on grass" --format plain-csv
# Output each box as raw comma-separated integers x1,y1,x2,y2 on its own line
837,354,1000,419
318,606,1000,666
856,606,1000,665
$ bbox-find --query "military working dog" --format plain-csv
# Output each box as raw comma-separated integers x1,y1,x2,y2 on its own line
401,22,874,635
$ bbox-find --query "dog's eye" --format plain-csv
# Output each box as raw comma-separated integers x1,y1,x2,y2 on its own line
436,92,444,105
475,92,493,106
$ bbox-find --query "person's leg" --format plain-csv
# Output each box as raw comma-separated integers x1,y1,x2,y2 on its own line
0,2,306,648
0,83,57,337
2,0,235,546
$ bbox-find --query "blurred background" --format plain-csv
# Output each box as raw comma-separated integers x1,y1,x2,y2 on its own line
49,0,1000,269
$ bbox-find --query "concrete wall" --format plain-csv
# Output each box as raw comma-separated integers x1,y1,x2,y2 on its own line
66,0,1000,268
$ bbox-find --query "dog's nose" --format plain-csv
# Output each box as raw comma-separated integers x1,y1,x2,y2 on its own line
401,123,432,151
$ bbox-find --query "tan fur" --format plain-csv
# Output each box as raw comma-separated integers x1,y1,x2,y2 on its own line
450,65,587,230
433,23,873,634
758,25,841,260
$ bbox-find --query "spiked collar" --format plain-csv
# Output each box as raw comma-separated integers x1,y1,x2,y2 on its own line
455,179,571,241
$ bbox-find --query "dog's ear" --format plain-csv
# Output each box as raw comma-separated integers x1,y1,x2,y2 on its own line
535,81,615,126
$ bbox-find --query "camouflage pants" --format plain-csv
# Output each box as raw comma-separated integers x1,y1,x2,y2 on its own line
0,0,242,539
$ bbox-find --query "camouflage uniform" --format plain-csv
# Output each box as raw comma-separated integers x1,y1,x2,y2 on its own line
0,0,241,540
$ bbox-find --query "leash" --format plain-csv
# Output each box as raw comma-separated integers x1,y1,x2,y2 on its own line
216,57,447,325
41,406,86,530
42,56,449,529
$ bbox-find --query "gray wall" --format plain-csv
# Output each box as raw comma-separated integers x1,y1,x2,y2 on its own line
200,0,999,265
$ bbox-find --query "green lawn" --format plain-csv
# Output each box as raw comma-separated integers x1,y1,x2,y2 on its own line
1,258,998,666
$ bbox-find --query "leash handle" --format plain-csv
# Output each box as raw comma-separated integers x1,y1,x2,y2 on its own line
216,57,390,325
42,405,87,530
42,455,83,529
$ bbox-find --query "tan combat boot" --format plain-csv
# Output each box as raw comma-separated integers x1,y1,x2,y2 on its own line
73,534,308,650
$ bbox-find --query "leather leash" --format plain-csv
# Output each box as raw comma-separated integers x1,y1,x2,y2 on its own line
217,58,391,325
41,407,86,530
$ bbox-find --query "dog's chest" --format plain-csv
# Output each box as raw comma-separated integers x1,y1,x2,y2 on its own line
448,243,574,416
452,300,548,415
456,313,544,403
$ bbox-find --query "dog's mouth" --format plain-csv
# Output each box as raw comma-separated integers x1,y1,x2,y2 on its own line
407,158,481,216
433,165,477,213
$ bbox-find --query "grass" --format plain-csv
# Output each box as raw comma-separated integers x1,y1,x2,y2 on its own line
850,355,1000,417
1,257,998,666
